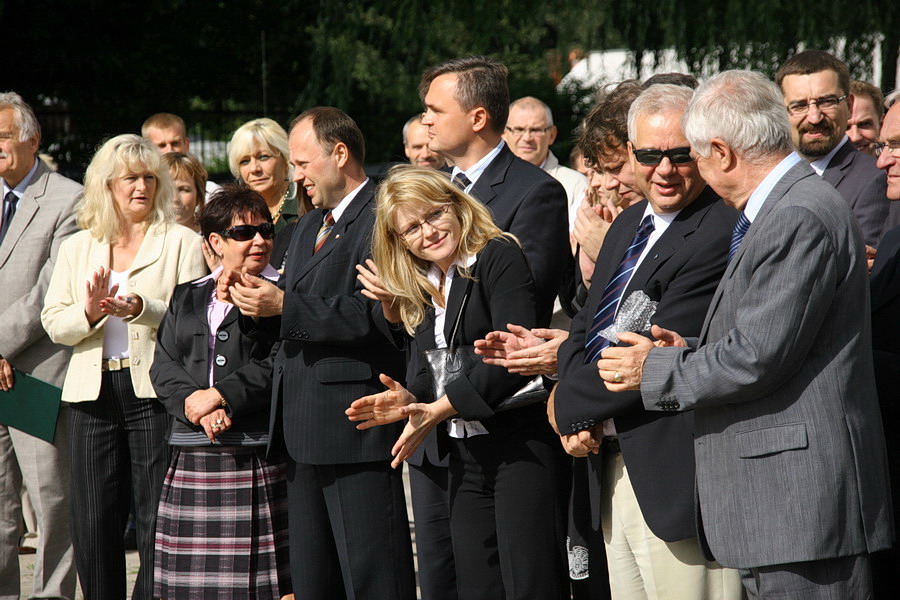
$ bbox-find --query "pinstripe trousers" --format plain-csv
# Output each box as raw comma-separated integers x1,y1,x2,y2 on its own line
68,369,169,600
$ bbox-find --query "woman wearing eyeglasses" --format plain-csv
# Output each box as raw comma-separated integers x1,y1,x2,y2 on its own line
149,184,291,599
348,166,569,600
41,134,207,600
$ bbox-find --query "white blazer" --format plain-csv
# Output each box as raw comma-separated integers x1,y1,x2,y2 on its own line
41,222,206,401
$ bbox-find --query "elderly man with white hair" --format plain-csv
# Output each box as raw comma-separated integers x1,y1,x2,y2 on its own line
597,70,892,598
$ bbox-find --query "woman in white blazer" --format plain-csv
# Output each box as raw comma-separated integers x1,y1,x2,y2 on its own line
41,134,206,600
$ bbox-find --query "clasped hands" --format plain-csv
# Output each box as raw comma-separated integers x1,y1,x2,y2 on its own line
474,323,568,376
225,269,283,317
345,373,456,469
85,267,143,325
183,387,231,442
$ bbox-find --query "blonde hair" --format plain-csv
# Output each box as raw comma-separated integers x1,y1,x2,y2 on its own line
372,165,513,335
78,134,174,242
227,118,290,180
163,151,209,207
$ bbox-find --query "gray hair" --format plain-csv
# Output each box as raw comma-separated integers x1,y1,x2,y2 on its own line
684,70,793,163
626,84,693,143
885,89,900,110
0,91,41,142
402,114,423,145
509,96,554,126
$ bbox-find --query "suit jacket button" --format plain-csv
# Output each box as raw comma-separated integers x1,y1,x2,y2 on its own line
217,330,229,342
131,357,141,366
215,354,227,367
672,401,680,409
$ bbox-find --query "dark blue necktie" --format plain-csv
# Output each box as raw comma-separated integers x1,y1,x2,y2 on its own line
728,212,751,262
584,214,655,363
452,172,472,190
0,191,19,246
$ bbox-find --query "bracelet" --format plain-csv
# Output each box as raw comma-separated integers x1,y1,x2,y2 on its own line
219,396,228,408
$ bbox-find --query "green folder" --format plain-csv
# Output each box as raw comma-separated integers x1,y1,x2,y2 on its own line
0,369,62,443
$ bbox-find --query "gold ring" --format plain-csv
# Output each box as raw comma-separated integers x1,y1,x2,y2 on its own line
613,371,623,383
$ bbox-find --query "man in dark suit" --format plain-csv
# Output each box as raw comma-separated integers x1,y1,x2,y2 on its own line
408,56,571,600
231,107,415,600
600,70,891,598
0,91,79,600
775,50,890,246
554,84,742,598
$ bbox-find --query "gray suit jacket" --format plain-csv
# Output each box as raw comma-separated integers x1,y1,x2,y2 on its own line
822,139,889,246
640,159,893,569
0,161,81,386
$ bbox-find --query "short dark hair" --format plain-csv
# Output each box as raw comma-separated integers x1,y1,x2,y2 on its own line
578,80,642,167
419,56,510,134
775,50,850,95
850,80,885,116
199,183,272,241
290,106,366,165
642,72,699,90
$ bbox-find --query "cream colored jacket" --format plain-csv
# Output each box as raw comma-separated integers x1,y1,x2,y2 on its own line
41,222,206,402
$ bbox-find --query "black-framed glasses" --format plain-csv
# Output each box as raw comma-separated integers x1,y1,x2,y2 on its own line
785,94,848,116
631,146,695,166
873,141,900,158
504,126,552,137
221,222,275,241
397,204,452,241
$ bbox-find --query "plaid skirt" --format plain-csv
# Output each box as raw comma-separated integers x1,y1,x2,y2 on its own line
153,446,292,599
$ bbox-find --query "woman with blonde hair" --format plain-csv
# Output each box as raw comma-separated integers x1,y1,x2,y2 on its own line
41,134,207,600
348,165,569,599
228,118,311,234
162,151,208,232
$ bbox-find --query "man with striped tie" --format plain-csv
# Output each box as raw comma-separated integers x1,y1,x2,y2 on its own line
553,84,743,599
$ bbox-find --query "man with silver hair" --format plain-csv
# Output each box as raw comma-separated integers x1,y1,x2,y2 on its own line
402,114,445,170
554,83,742,599
597,70,892,597
0,91,80,599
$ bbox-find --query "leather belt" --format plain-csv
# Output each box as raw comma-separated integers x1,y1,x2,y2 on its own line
101,357,131,372
602,436,621,454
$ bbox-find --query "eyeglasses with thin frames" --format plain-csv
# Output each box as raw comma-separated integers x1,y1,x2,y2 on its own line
504,126,552,137
397,204,452,241
785,94,848,116
873,141,900,158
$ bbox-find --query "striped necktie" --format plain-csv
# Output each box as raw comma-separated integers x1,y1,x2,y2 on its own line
584,214,655,363
728,212,751,262
0,191,19,246
452,172,472,190
314,211,335,254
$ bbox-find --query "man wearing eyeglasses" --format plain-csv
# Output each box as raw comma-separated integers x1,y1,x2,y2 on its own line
554,83,743,599
503,97,587,230
775,50,890,246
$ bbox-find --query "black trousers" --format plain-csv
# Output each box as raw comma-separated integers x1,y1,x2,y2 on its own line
286,460,416,600
68,370,169,600
448,408,571,600
409,458,458,600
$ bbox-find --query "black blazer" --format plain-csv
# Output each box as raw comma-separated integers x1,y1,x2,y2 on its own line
151,277,276,444
554,187,736,542
823,140,890,246
871,225,900,410
260,181,406,465
468,145,571,324
404,237,543,425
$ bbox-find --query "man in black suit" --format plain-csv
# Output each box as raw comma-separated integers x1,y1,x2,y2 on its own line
407,56,570,600
231,107,415,600
553,84,743,598
775,50,890,246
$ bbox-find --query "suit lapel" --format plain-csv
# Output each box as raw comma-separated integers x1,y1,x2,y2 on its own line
129,223,166,275
584,202,646,313
468,145,513,208
443,270,472,345
190,279,214,331
821,141,854,190
0,162,49,265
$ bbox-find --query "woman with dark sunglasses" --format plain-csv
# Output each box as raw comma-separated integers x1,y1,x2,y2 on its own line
149,184,291,599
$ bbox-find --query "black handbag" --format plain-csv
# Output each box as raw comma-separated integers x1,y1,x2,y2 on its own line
423,276,547,413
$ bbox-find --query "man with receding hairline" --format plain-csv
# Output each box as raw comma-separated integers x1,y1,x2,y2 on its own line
403,114,445,169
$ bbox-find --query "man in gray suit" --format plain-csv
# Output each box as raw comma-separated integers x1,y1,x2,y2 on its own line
597,71,892,597
0,92,80,599
776,50,890,246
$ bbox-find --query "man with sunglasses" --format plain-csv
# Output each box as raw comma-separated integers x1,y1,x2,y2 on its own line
554,84,743,599
776,50,890,246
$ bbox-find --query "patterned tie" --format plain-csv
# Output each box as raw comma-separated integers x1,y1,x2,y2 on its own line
314,211,335,254
452,172,472,191
0,191,19,246
728,212,751,262
584,215,656,363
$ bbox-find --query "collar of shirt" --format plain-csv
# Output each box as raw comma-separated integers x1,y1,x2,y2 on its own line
744,152,803,223
427,253,477,349
2,158,40,199
619,203,682,304
331,178,369,223
809,135,849,176
451,140,506,192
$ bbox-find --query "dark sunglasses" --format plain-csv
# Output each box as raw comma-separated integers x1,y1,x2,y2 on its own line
221,222,275,241
631,146,695,166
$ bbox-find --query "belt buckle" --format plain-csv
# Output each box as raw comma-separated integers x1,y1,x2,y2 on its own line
108,357,122,371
